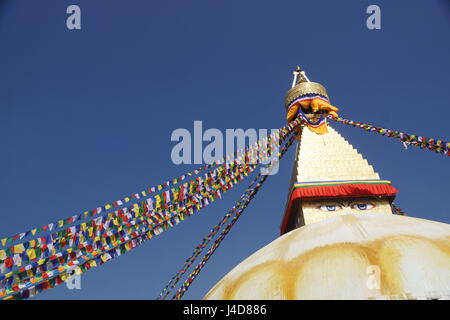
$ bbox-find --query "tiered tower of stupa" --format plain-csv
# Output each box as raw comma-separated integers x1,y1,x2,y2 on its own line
280,68,397,234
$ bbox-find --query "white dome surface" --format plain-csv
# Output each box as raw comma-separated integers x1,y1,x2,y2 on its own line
204,213,450,300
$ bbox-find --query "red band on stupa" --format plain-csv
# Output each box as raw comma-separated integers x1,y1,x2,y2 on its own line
280,181,399,235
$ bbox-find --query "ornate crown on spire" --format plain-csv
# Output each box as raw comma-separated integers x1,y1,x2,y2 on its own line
284,66,330,110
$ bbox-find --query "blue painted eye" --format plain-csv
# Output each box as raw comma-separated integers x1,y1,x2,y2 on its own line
319,205,341,212
351,203,374,211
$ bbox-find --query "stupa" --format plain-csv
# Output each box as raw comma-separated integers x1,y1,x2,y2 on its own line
203,68,450,300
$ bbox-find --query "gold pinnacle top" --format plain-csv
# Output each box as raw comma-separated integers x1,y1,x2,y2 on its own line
285,67,330,109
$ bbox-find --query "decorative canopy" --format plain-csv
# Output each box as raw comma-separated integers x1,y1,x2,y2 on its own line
284,66,330,109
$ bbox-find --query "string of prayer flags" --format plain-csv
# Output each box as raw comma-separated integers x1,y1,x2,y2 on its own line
329,115,449,156
0,117,304,299
0,118,299,248
0,116,300,266
1,161,265,296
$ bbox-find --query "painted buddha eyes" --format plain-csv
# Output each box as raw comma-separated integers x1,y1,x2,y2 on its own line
318,203,375,212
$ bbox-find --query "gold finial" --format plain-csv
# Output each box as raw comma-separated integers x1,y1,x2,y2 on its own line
291,66,310,88
285,67,329,108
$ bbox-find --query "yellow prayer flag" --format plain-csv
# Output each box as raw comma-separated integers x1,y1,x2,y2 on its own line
155,195,162,205
26,249,36,260
13,244,25,254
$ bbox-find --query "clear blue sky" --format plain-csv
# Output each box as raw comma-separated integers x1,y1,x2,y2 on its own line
0,0,449,299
